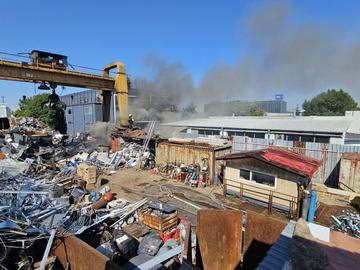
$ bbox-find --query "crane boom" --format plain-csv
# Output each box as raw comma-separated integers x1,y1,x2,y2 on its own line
0,57,129,126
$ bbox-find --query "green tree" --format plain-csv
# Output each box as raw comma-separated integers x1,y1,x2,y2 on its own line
248,105,265,116
303,89,358,116
14,93,67,133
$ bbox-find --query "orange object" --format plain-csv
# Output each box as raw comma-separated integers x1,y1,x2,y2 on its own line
111,137,121,152
104,192,113,202
160,228,180,242
0,152,5,160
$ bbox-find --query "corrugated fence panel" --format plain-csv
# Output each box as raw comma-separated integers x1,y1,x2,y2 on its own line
232,136,360,184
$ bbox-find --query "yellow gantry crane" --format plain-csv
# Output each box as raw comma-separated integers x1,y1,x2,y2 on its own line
0,50,129,126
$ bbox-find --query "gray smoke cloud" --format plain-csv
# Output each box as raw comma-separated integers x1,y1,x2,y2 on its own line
196,0,360,106
130,53,199,121
89,122,112,145
133,0,360,118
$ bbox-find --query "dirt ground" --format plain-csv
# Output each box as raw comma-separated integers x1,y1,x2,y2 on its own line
96,168,289,224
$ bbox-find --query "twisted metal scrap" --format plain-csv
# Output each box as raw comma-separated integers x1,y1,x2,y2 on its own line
331,210,360,238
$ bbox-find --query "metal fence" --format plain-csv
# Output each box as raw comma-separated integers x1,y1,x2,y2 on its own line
232,136,360,184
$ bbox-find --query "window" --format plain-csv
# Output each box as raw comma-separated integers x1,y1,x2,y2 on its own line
252,171,275,186
239,168,276,187
315,136,330,143
239,169,251,180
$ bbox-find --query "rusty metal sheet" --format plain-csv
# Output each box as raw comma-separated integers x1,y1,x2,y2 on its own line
197,210,242,270
53,235,112,270
243,211,286,269
244,211,286,252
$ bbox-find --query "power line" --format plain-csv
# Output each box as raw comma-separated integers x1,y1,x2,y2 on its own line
0,51,29,59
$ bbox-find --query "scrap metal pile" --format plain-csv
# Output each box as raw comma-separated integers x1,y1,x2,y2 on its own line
331,210,360,239
0,118,181,269
93,142,155,170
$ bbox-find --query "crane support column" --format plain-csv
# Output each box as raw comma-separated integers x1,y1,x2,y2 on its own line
102,91,112,122
103,62,128,126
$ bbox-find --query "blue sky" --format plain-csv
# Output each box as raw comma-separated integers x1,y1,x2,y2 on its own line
1,0,360,110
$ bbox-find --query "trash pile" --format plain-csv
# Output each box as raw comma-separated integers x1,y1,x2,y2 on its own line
155,162,210,188
0,117,182,269
90,142,155,170
331,210,360,239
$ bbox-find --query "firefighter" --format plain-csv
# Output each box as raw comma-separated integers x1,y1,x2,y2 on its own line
128,114,134,129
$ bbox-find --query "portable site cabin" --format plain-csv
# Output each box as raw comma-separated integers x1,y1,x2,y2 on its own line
218,147,321,217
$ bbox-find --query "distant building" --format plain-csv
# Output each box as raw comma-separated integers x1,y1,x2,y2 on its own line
0,103,11,130
162,111,360,145
0,103,11,118
204,98,287,116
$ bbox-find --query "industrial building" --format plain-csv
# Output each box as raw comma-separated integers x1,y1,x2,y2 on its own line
0,103,11,129
163,111,360,145
61,89,136,134
204,97,287,116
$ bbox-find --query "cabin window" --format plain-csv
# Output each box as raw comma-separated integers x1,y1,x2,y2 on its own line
239,168,276,187
239,169,251,180
252,171,275,186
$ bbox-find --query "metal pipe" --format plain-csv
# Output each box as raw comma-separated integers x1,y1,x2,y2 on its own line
307,191,317,222
301,190,310,219
0,190,48,195
39,229,56,270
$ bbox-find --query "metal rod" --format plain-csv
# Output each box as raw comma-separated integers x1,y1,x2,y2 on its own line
0,190,49,195
39,229,56,270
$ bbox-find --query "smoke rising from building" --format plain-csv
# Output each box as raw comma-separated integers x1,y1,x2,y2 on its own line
133,0,360,120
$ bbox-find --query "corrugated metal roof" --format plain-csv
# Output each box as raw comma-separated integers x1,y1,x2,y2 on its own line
162,116,352,134
218,147,322,178
256,220,296,270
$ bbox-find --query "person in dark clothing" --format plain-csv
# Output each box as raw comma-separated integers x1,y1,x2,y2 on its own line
128,114,134,129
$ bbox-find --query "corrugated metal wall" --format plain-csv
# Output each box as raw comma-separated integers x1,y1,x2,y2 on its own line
233,136,360,184
61,90,116,135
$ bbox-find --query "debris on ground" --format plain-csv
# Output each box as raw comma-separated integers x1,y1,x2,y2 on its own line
0,117,183,269
331,210,360,238
155,162,210,188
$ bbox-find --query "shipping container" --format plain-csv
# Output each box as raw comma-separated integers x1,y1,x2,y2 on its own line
61,89,137,135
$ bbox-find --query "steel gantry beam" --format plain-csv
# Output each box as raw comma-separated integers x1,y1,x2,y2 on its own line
0,60,115,89
0,59,129,126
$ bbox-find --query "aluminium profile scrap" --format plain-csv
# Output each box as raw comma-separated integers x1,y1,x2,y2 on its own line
331,210,360,238
59,198,148,236
0,172,76,256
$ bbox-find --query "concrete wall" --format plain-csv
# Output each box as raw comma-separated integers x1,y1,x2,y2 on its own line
312,183,359,203
224,158,299,209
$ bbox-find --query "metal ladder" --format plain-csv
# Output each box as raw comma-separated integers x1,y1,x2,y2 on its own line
142,121,156,153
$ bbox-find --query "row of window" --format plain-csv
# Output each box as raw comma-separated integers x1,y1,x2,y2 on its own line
196,129,330,143
239,168,276,187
